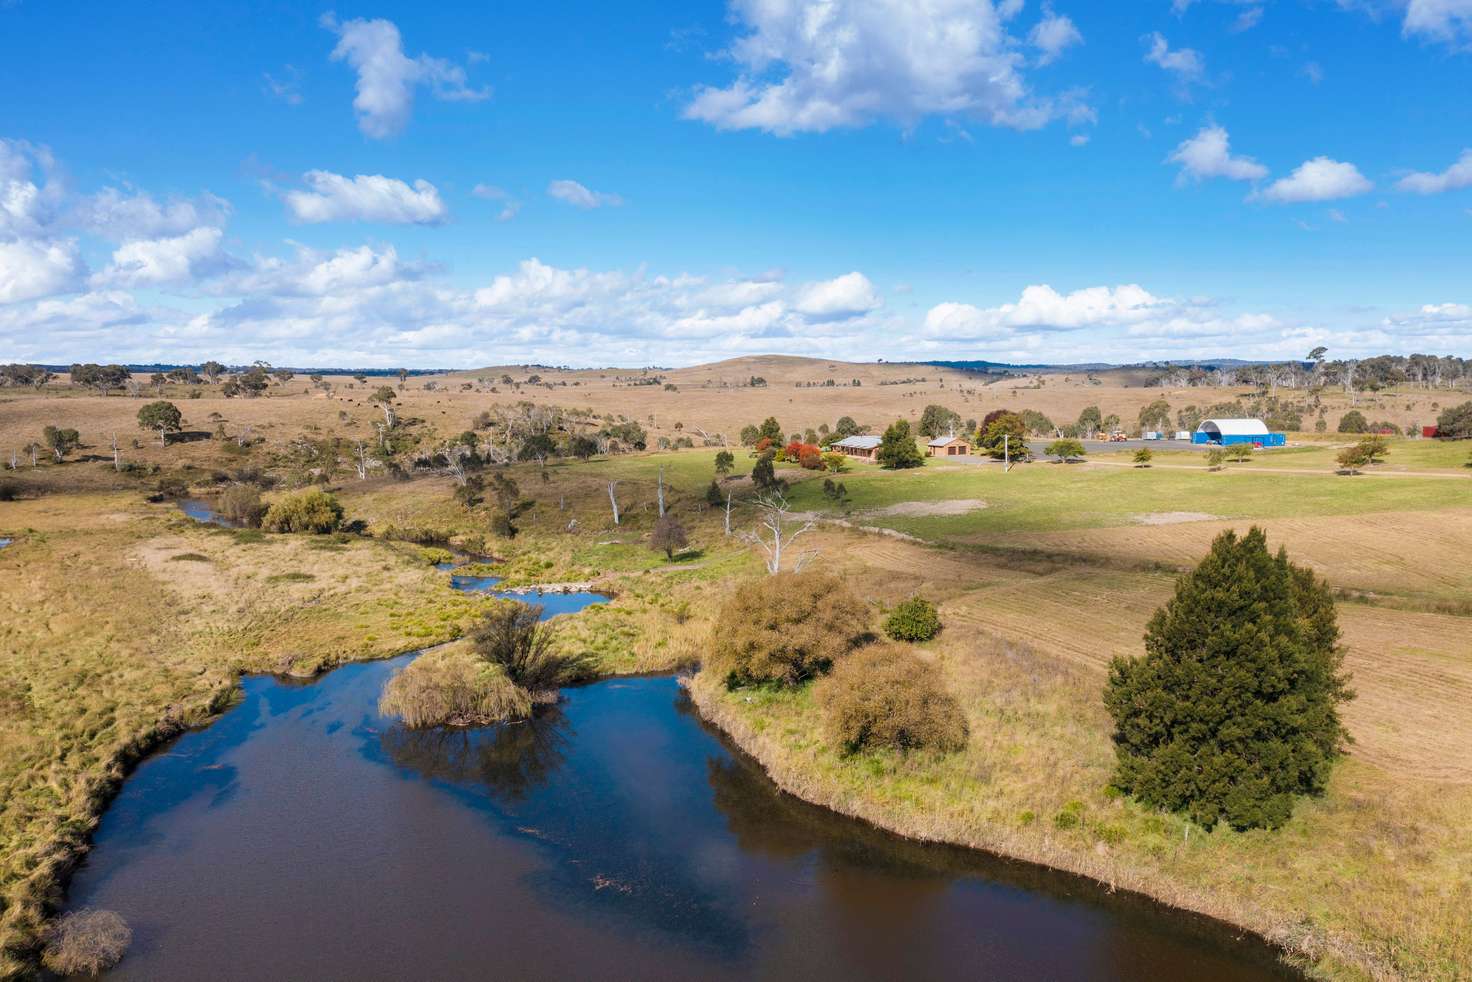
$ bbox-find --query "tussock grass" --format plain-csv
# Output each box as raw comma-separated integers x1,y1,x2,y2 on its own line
379,645,531,728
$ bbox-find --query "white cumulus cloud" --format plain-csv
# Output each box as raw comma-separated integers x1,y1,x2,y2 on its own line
0,238,83,303
1396,149,1472,194
93,227,233,288
322,14,489,139
1402,0,1472,47
284,171,448,224
1030,8,1084,65
1167,125,1268,183
1143,32,1205,84
546,180,623,210
684,0,1092,135
793,271,881,319
74,187,232,242
1254,157,1373,203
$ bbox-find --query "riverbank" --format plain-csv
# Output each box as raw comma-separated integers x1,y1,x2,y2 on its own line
685,643,1466,982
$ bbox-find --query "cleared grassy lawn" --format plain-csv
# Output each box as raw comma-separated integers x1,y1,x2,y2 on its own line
1143,438,1472,473
764,454,1468,540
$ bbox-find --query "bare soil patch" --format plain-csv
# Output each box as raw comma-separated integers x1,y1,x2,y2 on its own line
1134,511,1219,525
863,498,988,518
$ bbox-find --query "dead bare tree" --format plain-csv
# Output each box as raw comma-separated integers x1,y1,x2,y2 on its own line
444,444,470,486
739,492,817,574
352,441,379,480
657,465,666,517
607,481,621,525
724,489,733,536
109,433,121,472
6,449,17,470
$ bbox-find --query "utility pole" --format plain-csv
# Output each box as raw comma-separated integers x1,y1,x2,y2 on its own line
1004,434,1010,473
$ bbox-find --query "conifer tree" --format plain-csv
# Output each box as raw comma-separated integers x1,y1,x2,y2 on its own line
1104,528,1352,830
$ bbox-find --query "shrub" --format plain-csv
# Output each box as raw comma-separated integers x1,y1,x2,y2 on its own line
470,602,594,696
883,596,941,642
1104,528,1352,830
1132,447,1153,468
1337,410,1368,434
154,475,190,499
1436,401,1472,439
379,647,532,728
816,644,968,755
217,484,267,527
650,514,688,560
261,489,344,534
0,481,19,501
1045,438,1086,462
1205,447,1226,470
42,909,132,976
706,571,870,688
876,419,924,469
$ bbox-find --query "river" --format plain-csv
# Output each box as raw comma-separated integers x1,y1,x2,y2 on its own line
72,519,1300,979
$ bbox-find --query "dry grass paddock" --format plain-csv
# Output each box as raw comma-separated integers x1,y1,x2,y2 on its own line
2,361,1470,979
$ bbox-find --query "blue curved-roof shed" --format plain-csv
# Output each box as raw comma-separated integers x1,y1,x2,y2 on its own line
1192,419,1286,447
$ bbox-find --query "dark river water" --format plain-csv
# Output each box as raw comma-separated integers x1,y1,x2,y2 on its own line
72,534,1299,980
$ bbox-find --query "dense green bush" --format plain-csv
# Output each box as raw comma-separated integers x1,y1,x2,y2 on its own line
816,644,969,755
1104,528,1352,830
1337,410,1368,434
1437,401,1472,439
707,571,870,688
883,597,941,642
261,489,344,534
1045,438,1086,462
876,420,924,469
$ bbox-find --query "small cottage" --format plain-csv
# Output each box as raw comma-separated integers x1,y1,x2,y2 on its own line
927,435,970,457
831,435,882,460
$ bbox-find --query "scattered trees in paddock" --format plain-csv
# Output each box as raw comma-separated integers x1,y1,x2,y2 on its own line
707,570,870,688
883,596,941,642
1226,443,1254,464
0,363,55,389
876,420,924,469
42,909,131,976
1336,436,1390,474
1438,401,1472,439
978,411,1030,461
817,645,968,756
68,363,131,393
918,403,962,439
1104,528,1352,830
136,400,183,445
42,425,81,463
1137,398,1172,435
261,489,344,534
650,514,689,560
1045,438,1085,463
714,450,734,476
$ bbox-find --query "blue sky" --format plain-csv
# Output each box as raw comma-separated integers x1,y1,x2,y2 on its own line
1,0,1469,367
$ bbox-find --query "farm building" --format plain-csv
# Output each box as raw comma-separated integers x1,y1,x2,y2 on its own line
831,435,882,460
1192,419,1286,448
927,435,970,457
